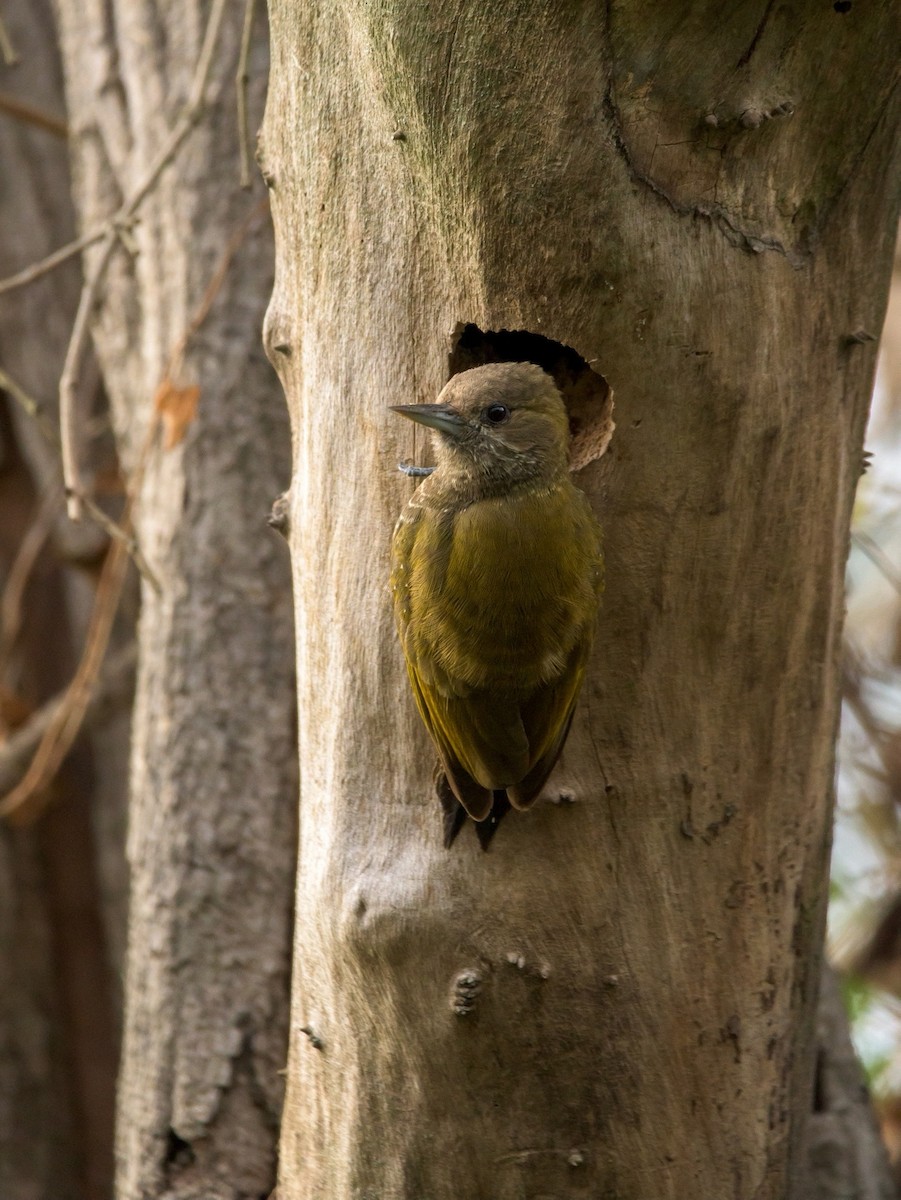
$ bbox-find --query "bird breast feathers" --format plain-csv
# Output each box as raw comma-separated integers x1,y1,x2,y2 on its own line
392,482,601,696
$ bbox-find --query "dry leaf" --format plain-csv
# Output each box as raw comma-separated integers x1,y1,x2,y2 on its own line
0,684,33,738
154,378,200,449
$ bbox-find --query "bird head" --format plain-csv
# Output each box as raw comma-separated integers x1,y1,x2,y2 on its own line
391,362,570,486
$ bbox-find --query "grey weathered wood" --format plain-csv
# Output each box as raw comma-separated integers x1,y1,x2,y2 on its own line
52,1,297,1195
262,2,901,1197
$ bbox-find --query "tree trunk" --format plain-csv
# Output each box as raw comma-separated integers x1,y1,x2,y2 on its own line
52,2,298,1195
261,3,900,1197
806,965,896,1200
0,2,121,1196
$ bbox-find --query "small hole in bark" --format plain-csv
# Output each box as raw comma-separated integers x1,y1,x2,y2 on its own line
448,324,614,472
165,1129,195,1167
833,1,851,11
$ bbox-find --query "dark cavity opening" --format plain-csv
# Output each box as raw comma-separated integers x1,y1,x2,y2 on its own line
165,1129,196,1167
448,324,614,471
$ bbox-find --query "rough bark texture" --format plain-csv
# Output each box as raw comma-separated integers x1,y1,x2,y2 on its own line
262,3,900,1198
53,2,297,1196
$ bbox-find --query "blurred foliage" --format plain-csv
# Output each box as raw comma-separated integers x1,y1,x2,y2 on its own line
832,232,901,1168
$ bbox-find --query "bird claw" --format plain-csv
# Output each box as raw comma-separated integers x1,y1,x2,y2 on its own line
398,460,435,477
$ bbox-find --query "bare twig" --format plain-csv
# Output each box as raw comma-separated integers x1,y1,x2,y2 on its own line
852,531,901,598
58,0,229,519
0,641,137,797
0,388,161,824
0,14,18,65
71,488,161,593
843,648,896,777
0,90,68,138
0,0,229,306
0,177,259,817
0,365,59,443
237,0,257,188
0,534,130,822
0,365,164,586
0,227,106,297
169,194,268,379
59,248,111,519
0,483,61,675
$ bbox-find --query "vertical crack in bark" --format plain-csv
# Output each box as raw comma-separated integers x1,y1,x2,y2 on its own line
736,0,777,68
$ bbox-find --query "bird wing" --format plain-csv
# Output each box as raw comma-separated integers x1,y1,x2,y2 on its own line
403,639,587,817
393,503,511,819
402,662,495,820
391,483,601,820
391,501,496,820
506,636,591,810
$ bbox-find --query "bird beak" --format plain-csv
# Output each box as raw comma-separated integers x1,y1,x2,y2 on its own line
390,404,468,440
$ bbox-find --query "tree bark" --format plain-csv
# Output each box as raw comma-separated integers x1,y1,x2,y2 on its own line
262,3,900,1198
53,2,298,1195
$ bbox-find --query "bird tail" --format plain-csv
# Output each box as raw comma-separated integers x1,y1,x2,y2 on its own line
436,772,511,850
475,792,511,850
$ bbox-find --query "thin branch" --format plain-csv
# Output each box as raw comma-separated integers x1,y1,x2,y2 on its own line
0,534,130,822
0,227,106,297
169,194,269,379
187,0,229,112
0,179,261,812
0,0,235,809
843,648,898,783
0,366,160,591
236,0,257,188
0,365,59,443
852,531,901,598
0,483,61,676
70,488,161,593
58,0,229,520
0,14,18,66
59,244,113,519
0,641,136,798
0,90,68,138
0,393,161,824
0,0,230,305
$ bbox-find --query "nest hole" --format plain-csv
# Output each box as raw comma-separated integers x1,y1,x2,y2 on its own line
448,323,614,471
165,1129,195,1168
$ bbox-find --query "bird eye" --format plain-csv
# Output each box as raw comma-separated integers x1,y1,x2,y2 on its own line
482,404,510,425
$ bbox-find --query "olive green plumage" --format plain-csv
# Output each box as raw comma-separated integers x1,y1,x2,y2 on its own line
390,362,603,848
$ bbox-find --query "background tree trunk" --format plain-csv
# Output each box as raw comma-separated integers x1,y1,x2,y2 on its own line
0,2,122,1196
806,965,897,1200
52,2,298,1195
261,3,900,1198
